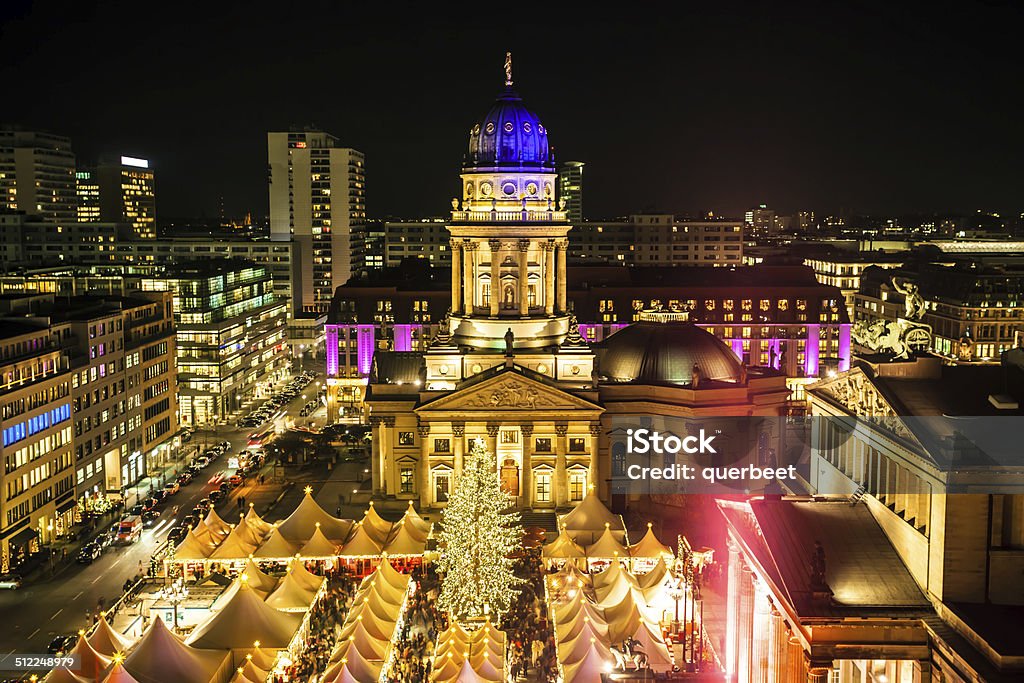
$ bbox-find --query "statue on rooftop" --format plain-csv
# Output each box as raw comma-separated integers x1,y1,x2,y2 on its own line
504,327,515,356
892,277,927,321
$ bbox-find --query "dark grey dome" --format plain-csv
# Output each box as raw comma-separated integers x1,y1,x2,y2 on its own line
597,322,742,386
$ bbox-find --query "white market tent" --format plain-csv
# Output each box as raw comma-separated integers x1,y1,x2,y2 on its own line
382,519,428,556
339,523,384,558
284,557,326,592
560,638,613,683
321,640,384,683
174,528,217,561
628,523,674,571
204,509,234,537
65,632,112,681
358,502,394,545
586,525,629,562
400,500,431,536
88,615,135,657
541,528,586,566
43,668,90,683
123,616,232,683
299,523,341,558
244,505,274,535
275,489,353,543
429,620,505,683
185,577,303,650
241,558,280,593
252,528,300,560
265,569,320,612
100,662,141,683
558,492,626,545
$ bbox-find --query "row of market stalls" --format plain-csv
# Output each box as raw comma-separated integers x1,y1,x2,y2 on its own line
543,521,675,573
45,556,328,683
319,559,413,682
546,560,678,681
429,621,506,682
171,493,430,575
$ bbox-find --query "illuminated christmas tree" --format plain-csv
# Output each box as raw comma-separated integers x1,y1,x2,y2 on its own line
436,438,523,621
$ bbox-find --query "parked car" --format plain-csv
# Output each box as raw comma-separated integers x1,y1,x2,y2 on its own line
218,481,232,493
228,474,243,487
196,498,212,513
141,509,160,527
181,514,198,529
130,504,145,516
77,542,102,563
208,490,224,503
177,472,193,485
163,482,180,496
0,573,22,590
167,526,188,544
47,634,76,654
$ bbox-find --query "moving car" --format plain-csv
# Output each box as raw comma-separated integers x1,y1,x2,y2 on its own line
77,541,102,563
141,509,160,527
47,634,76,654
0,574,22,590
228,474,243,487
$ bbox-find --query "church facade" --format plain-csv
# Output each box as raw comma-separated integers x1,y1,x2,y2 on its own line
363,58,791,512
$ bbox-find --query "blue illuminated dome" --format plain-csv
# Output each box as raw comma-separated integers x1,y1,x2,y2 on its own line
465,86,554,171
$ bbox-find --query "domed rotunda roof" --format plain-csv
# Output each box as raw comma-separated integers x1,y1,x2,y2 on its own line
464,55,553,171
597,322,743,386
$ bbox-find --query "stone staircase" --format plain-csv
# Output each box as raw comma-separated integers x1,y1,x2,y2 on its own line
520,509,559,534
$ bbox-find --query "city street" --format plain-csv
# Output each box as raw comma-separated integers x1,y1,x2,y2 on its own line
0,372,332,663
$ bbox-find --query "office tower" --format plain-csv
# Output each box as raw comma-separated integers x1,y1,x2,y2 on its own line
267,130,366,315
97,156,156,238
76,169,100,222
558,161,584,224
744,203,776,238
141,260,288,425
0,127,77,224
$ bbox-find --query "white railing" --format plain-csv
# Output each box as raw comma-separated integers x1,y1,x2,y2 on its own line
450,210,568,223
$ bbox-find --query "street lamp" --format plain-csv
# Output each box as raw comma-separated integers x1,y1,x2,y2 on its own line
668,575,684,636
158,577,188,632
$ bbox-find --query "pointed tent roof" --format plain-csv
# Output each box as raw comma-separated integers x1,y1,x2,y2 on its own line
542,528,586,559
354,574,406,608
334,621,389,660
338,608,395,643
185,578,303,650
230,672,260,683
322,640,383,683
299,523,341,558
339,523,383,557
561,639,612,683
67,632,112,680
276,488,353,543
235,657,269,682
628,620,674,673
285,557,325,592
375,557,410,591
245,504,274,535
468,653,503,682
429,651,464,682
254,528,300,559
208,527,258,560
559,627,612,667
101,662,141,683
88,615,135,657
359,502,393,545
629,523,674,560
211,576,270,612
173,527,216,560
586,524,629,559
558,491,625,545
247,644,277,671
555,599,605,629
556,612,610,644
383,520,428,556
604,595,644,644
242,558,280,592
123,616,229,683
43,668,90,683
400,500,432,536
204,508,233,536
637,556,670,590
266,569,319,612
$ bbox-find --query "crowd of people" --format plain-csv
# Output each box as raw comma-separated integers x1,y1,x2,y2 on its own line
270,565,357,683
503,548,558,682
383,564,447,683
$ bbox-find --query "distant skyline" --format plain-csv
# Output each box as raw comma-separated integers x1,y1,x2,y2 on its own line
2,1,1022,221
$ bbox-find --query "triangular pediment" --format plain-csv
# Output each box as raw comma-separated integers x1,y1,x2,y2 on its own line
416,368,602,414
810,367,921,446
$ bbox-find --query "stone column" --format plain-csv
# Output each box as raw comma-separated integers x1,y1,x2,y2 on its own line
462,243,476,313
737,566,755,683
589,424,602,494
489,239,502,317
486,423,500,464
452,422,465,481
554,422,568,506
556,239,568,314
521,423,534,508
450,240,462,315
418,421,431,508
767,605,788,683
753,585,771,683
518,239,530,316
382,416,395,495
544,241,555,316
726,539,741,678
369,416,382,494
786,637,805,682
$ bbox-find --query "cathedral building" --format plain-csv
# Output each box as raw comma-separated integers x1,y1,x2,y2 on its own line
362,58,790,513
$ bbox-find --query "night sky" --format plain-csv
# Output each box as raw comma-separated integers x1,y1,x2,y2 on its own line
2,1,1022,221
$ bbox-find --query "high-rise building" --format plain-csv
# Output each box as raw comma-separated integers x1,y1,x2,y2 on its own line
570,214,744,266
75,169,100,222
0,127,77,224
0,318,74,573
97,156,156,239
141,260,288,425
267,130,366,315
744,203,776,238
557,161,584,224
